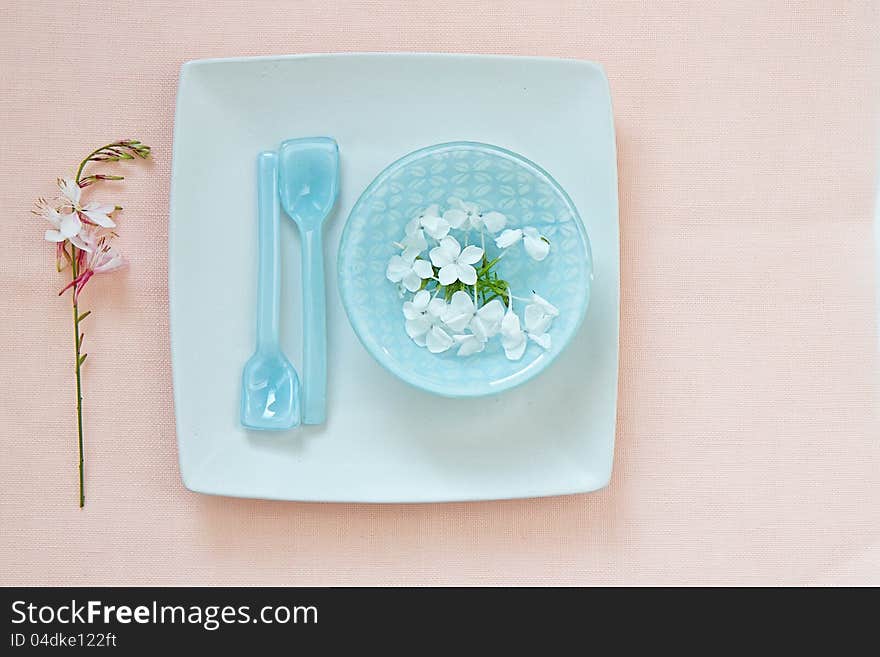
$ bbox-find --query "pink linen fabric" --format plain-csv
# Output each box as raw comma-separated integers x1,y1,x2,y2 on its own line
0,1,877,586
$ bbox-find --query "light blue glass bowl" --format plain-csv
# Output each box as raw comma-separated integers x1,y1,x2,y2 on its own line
338,142,592,397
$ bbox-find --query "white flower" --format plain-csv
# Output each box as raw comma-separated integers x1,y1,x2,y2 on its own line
429,236,483,286
403,290,437,343
58,177,117,228
521,294,558,350
401,219,428,258
529,292,559,317
522,227,550,260
523,303,554,351
402,291,452,352
58,229,127,301
469,298,505,341
443,197,506,234
494,226,550,261
500,302,527,360
441,290,477,332
37,198,89,250
441,292,506,356
415,204,450,240
386,250,433,292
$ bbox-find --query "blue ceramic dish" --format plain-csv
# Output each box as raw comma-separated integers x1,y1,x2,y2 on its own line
338,141,592,397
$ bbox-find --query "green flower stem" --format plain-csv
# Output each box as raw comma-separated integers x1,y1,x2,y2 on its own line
70,250,85,508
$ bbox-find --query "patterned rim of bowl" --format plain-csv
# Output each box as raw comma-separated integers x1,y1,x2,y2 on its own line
337,141,593,397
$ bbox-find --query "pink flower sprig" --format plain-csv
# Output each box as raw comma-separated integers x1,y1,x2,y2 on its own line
58,233,125,303
33,139,151,507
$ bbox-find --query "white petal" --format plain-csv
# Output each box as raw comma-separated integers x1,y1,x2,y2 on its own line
59,211,82,238
477,299,505,324
503,340,527,360
83,209,116,228
524,304,551,334
429,236,458,267
443,208,468,229
481,211,506,233
471,301,504,340
524,236,550,261
386,255,409,282
523,228,550,261
44,229,66,242
428,246,447,267
426,326,453,353
443,314,471,333
528,332,552,350
458,245,484,266
454,334,484,357
441,235,461,257
68,233,92,252
403,302,419,320
501,304,527,359
495,228,522,249
427,298,447,318
447,197,464,209
405,316,431,340
402,270,423,292
93,251,125,274
501,308,522,337
412,258,434,279
421,214,450,240
456,263,477,285
58,178,81,205
405,217,421,236
530,293,559,316
448,290,475,315
402,229,427,254
40,204,62,228
412,289,431,311
441,291,476,330
401,247,423,262
82,202,115,214
438,264,459,286
469,316,489,342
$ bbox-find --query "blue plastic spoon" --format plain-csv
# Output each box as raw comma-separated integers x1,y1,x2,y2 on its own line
240,151,301,430
278,137,339,425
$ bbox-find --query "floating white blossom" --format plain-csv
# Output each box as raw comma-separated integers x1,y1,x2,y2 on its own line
402,290,448,347
386,250,433,292
400,219,428,258
444,197,506,234
429,236,483,286
415,204,450,240
469,298,505,342
494,226,550,261
441,290,477,332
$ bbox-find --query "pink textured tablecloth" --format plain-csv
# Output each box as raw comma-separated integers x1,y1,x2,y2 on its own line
1,1,878,586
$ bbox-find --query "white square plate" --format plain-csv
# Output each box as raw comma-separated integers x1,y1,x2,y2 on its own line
170,53,619,502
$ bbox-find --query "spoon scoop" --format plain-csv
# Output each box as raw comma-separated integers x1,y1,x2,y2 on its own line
240,151,301,430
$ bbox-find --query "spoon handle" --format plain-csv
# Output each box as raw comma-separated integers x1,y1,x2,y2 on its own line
256,151,280,350
301,227,326,424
